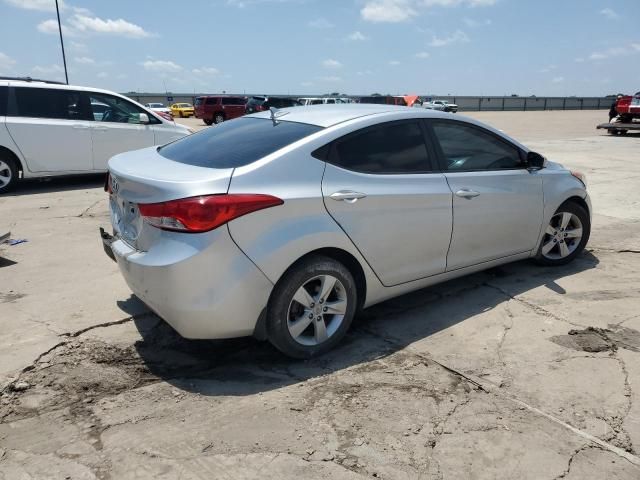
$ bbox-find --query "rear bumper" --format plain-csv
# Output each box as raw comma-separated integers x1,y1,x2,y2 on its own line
103,226,274,339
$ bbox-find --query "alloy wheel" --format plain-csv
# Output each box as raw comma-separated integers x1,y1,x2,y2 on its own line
0,160,12,189
287,274,348,346
541,211,583,260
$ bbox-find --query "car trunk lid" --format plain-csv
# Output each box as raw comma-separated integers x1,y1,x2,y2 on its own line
108,146,233,250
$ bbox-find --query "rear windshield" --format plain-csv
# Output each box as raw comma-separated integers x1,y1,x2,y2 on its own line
158,117,323,168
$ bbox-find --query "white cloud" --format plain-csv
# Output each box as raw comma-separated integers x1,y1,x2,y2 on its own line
347,31,368,41
70,14,152,38
192,67,220,75
599,8,619,20
4,0,63,11
97,72,108,78
322,58,342,69
308,18,334,28
301,81,314,87
389,60,401,65
141,60,182,72
357,70,374,75
551,76,564,83
74,56,95,65
423,0,496,6
539,64,556,73
36,19,75,36
69,41,88,52
414,51,430,58
32,64,64,74
116,73,127,80
429,29,469,47
462,17,491,27
588,43,640,61
0,52,16,72
361,0,417,23
574,57,585,63
361,0,496,23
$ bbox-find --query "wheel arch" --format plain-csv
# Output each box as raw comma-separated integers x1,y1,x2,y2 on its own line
274,247,367,311
559,195,590,216
0,145,24,175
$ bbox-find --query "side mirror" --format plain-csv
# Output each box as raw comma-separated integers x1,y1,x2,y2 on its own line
526,151,545,170
139,113,150,124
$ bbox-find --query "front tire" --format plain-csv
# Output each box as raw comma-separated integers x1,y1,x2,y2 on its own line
267,256,357,359
0,155,18,194
534,201,590,266
214,113,225,124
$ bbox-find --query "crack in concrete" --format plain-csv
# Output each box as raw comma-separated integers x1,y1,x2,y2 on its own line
588,247,640,255
496,303,515,370
360,326,640,468
58,311,154,338
484,282,587,329
553,444,598,479
77,199,104,218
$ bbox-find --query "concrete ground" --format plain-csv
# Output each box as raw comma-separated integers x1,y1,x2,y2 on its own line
0,109,639,479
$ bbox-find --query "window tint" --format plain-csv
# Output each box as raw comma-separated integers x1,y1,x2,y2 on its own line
332,121,431,174
205,97,217,105
159,118,322,168
0,86,7,116
195,97,204,106
13,87,88,120
89,92,158,124
431,121,523,171
326,99,335,104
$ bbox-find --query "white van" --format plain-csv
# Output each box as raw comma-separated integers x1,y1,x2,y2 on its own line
297,97,351,106
0,78,192,193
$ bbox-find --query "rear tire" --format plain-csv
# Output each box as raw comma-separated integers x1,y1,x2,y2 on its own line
267,256,357,359
0,155,18,194
214,113,225,124
534,201,590,266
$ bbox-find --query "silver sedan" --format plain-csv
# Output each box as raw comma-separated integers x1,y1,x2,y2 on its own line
102,105,590,358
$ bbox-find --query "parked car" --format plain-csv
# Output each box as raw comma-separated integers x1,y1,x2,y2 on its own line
245,96,301,114
298,97,350,106
359,95,420,107
423,100,458,113
170,102,195,118
144,102,173,118
0,77,192,193
194,95,247,125
102,104,591,358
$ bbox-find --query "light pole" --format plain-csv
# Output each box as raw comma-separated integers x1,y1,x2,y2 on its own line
55,0,69,84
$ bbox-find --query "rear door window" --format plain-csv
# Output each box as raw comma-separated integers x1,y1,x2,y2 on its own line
159,117,322,168
0,86,7,116
11,87,90,120
205,97,217,105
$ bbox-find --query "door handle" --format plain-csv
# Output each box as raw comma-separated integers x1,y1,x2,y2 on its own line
330,191,367,203
455,189,480,199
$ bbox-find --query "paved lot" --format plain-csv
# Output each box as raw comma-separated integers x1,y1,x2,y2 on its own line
1,110,639,479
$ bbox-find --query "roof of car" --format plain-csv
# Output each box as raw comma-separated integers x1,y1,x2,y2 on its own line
248,104,450,128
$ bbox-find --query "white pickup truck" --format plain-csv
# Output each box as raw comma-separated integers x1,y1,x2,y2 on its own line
422,99,458,113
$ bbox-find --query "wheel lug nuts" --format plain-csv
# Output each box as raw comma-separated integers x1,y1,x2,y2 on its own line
316,316,322,321
319,299,324,304
553,239,557,243
308,313,314,319
310,303,315,308
323,307,328,312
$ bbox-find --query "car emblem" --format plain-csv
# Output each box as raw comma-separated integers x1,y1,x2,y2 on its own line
111,175,120,194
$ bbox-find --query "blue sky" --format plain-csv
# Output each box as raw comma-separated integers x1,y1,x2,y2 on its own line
0,0,638,96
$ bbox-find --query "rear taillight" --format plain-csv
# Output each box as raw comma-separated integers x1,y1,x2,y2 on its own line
105,173,112,194
138,194,284,233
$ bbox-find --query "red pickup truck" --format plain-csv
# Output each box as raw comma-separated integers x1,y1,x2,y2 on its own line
194,95,247,125
616,92,640,122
